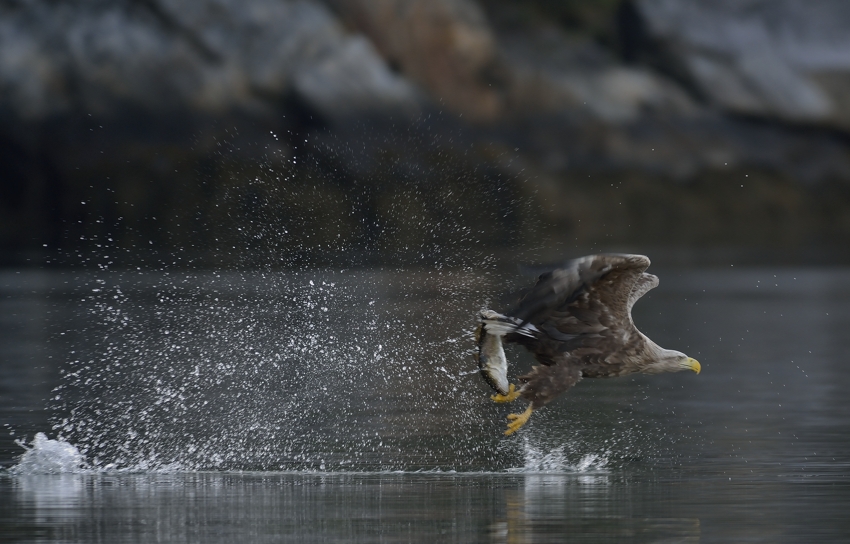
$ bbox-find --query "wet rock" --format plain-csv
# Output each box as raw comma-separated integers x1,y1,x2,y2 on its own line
629,0,850,128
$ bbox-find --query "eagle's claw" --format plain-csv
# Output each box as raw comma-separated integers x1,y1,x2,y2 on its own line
491,383,520,403
504,405,534,436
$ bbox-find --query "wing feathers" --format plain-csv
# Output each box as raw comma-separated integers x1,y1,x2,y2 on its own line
510,255,614,326
511,254,650,332
505,254,653,378
628,273,659,311
518,359,582,409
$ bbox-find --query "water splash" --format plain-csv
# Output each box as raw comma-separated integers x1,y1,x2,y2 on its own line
33,264,685,473
33,118,562,473
573,452,609,472
509,437,609,473
47,268,514,472
9,433,86,475
39,265,675,473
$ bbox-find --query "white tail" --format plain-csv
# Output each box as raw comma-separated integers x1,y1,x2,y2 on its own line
479,310,537,338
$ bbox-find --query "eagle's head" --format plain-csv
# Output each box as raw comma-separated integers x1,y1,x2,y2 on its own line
644,349,701,375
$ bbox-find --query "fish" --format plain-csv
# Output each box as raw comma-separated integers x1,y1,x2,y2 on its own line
476,310,510,395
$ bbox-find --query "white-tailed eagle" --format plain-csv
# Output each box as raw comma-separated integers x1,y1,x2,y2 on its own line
476,253,700,435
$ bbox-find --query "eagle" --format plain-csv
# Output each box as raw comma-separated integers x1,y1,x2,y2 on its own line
476,253,700,435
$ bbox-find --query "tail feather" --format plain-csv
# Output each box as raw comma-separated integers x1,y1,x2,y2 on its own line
479,310,537,338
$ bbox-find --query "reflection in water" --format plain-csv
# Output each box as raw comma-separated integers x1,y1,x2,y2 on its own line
6,465,848,542
492,474,700,544
13,475,86,521
2,473,703,544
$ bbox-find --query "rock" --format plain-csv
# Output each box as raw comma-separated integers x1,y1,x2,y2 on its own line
156,0,421,118
293,35,421,119
497,25,697,123
324,0,504,120
630,0,850,128
0,0,419,121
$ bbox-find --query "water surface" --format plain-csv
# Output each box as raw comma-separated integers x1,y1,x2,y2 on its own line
1,265,849,542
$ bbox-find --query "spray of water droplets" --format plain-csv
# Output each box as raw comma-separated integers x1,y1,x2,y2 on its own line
12,121,675,474
506,436,610,473
44,265,535,471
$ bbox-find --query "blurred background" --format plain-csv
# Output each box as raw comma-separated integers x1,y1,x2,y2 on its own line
3,0,850,267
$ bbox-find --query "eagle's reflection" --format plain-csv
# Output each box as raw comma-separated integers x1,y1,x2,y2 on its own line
490,473,700,543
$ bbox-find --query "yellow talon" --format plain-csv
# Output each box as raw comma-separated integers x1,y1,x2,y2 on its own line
504,404,534,436
491,383,521,403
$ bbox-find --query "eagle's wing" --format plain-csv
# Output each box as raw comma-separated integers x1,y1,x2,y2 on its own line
627,272,659,313
507,254,651,361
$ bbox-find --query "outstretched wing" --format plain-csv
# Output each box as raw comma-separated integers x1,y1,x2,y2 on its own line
506,254,651,362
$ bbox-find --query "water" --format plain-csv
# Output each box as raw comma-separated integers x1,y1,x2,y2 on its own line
2,265,850,542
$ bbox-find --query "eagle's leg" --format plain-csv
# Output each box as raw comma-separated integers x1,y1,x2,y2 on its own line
491,383,520,403
504,404,534,435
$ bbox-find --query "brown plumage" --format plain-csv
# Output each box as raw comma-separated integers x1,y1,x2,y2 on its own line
478,254,700,435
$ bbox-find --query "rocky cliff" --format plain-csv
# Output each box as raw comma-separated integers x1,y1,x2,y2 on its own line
2,0,850,263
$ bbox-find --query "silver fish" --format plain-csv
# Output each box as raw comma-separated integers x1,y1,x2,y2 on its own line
476,311,509,395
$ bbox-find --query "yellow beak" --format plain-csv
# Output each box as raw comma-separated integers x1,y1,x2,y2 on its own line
687,357,701,374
